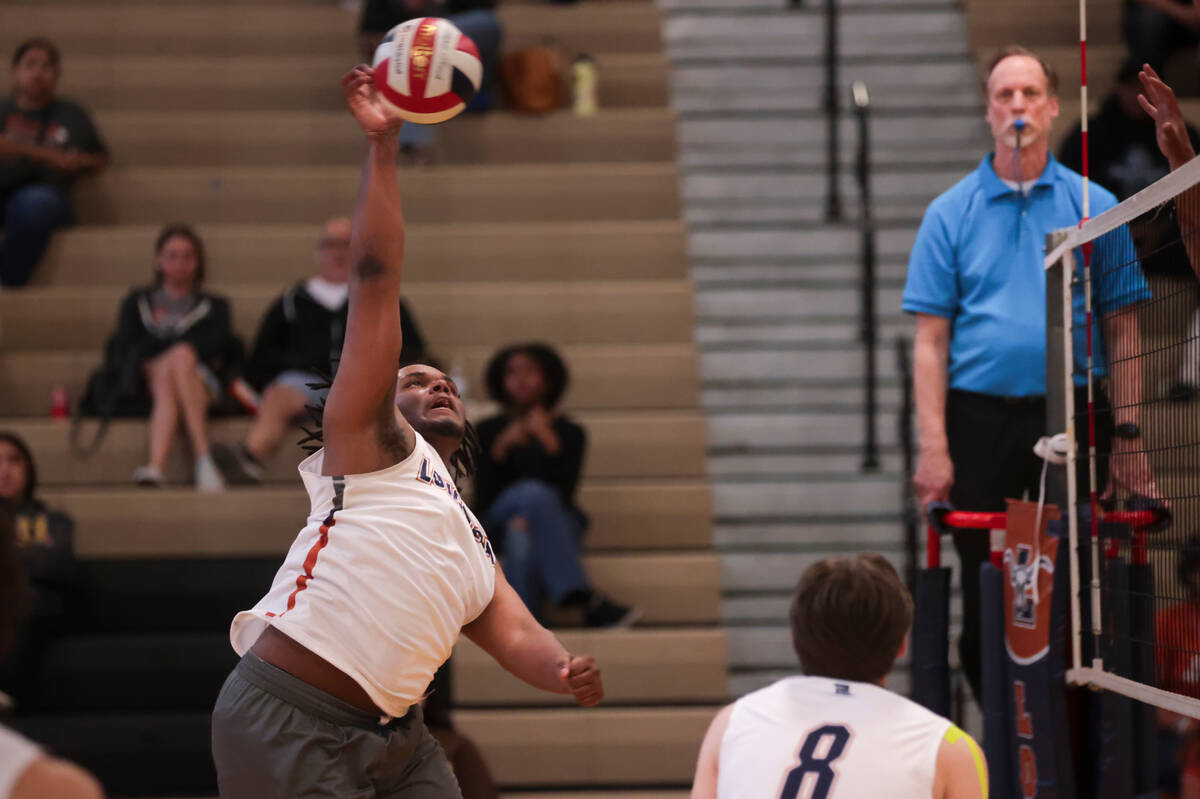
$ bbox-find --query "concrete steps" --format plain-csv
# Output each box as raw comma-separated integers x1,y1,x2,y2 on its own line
74,162,678,224
4,411,709,486
65,53,669,112
28,220,688,286
45,483,714,556
457,707,717,785
89,108,677,167
665,9,969,60
74,160,678,222
1,281,695,348
0,2,665,57
665,0,977,709
1,343,702,416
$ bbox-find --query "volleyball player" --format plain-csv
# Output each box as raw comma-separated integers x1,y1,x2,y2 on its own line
210,65,604,798
690,554,986,799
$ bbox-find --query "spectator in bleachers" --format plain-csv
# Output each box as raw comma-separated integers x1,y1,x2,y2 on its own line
0,37,107,288
212,217,430,483
1124,0,1200,75
1060,58,1200,202
358,0,502,164
0,507,105,798
104,224,239,491
473,343,639,628
0,432,78,714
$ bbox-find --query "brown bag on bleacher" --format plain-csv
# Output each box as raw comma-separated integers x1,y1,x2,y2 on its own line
501,46,564,113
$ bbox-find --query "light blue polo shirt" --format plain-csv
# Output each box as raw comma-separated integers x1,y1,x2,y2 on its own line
902,154,1151,397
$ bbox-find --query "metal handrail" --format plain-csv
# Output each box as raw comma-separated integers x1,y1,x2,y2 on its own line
853,81,878,472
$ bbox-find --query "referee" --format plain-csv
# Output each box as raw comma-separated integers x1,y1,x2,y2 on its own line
903,45,1157,701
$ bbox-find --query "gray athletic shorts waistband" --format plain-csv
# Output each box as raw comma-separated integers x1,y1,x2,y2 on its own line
235,651,415,729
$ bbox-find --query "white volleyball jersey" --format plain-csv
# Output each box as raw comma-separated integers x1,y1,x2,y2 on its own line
718,676,951,799
230,432,496,717
0,724,40,799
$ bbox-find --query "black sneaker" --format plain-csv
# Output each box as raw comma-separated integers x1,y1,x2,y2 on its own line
584,595,643,629
211,442,264,485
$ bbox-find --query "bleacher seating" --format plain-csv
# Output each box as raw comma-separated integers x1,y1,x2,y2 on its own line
0,1,724,795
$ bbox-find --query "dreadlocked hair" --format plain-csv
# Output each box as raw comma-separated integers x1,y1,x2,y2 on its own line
450,420,481,482
296,370,482,482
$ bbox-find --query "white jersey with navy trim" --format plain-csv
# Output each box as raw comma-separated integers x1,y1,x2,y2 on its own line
718,676,952,799
230,431,496,717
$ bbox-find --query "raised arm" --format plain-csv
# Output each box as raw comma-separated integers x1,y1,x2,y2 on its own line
462,565,603,706
322,66,415,475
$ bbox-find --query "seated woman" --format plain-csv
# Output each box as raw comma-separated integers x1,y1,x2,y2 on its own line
0,431,79,713
474,343,639,628
102,224,239,490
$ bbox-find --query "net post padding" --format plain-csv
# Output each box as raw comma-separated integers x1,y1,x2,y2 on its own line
979,562,1014,799
1094,557,1135,799
912,564,952,718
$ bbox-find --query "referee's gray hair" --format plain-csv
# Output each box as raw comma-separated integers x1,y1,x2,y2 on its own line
985,44,1059,97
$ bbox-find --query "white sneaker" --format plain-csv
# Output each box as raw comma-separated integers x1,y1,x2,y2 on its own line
195,454,226,493
133,465,164,487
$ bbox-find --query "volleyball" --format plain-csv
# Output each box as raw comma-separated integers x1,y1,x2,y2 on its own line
372,18,482,125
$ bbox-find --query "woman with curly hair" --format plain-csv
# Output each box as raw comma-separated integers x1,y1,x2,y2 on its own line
474,343,639,628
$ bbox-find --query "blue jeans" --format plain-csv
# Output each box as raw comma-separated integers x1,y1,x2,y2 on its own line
401,8,503,150
486,479,588,618
0,182,74,287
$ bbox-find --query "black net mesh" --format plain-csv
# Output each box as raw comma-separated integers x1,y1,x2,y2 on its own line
1066,176,1200,700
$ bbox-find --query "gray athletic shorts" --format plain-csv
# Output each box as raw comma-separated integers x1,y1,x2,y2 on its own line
211,653,462,799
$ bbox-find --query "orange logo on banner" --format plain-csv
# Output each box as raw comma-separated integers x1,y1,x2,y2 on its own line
1003,499,1059,664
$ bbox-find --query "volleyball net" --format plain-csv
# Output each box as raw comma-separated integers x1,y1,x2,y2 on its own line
1044,156,1200,717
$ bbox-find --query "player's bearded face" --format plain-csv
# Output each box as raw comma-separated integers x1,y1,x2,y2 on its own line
985,55,1059,149
394,367,465,441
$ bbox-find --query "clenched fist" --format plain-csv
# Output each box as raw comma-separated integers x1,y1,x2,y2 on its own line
558,655,603,707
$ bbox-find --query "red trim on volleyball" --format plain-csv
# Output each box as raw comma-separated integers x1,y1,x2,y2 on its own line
407,17,439,107
456,34,480,60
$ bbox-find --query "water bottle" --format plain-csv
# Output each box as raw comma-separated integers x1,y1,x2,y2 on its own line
572,54,598,117
50,386,69,421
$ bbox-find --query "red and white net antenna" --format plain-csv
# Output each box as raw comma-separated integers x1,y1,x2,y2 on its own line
1079,0,1104,664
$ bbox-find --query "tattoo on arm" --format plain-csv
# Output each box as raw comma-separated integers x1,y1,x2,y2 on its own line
356,254,387,279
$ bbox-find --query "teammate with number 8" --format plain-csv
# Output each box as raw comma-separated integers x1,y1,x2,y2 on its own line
689,554,987,799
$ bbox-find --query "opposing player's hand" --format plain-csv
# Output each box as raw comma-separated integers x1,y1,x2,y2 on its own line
558,654,603,707
1102,437,1165,505
914,447,954,510
342,64,404,138
1138,63,1196,169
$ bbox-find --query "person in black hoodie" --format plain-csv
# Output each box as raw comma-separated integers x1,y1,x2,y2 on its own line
107,224,239,491
474,343,639,628
213,218,430,483
0,431,79,713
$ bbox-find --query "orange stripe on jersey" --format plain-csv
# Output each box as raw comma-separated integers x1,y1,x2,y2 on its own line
282,519,334,614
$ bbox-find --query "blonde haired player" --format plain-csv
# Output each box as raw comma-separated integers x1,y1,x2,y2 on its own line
691,554,987,799
210,65,603,798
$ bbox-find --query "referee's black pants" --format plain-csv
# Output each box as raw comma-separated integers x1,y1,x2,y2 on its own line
945,386,1112,703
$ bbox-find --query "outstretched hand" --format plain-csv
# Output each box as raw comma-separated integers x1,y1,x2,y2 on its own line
342,64,405,138
558,654,603,707
1138,63,1196,169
